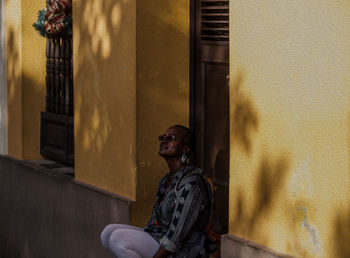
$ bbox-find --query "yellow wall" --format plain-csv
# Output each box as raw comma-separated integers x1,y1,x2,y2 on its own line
6,0,189,207
130,0,190,226
6,0,45,159
6,0,22,158
229,1,350,257
73,0,137,200
9,2,350,257
21,0,45,159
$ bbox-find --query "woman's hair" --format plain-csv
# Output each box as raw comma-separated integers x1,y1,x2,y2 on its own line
170,125,194,153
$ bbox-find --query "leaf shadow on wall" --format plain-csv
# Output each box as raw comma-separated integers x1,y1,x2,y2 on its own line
332,207,350,258
231,155,290,240
231,72,259,155
74,0,130,156
249,155,290,235
230,72,291,244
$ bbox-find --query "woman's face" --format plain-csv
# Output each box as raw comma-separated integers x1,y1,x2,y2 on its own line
158,127,186,158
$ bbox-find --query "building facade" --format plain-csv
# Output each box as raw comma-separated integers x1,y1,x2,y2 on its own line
0,0,349,257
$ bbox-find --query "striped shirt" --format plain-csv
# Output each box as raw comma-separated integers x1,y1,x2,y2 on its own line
145,165,216,257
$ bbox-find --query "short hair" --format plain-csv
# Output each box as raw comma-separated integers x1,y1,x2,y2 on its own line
170,125,194,151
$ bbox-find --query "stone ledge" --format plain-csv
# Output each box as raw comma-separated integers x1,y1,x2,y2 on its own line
21,157,134,203
0,154,131,258
221,234,294,258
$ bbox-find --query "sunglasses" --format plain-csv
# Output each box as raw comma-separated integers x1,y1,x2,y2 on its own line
158,134,187,144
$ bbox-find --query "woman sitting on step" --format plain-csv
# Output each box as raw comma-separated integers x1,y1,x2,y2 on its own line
100,125,216,258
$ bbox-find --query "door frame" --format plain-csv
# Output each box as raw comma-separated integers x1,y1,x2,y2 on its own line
189,0,196,134
189,0,205,168
189,0,230,169
189,0,230,233
0,0,7,155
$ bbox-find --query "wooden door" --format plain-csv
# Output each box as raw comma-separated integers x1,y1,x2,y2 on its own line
191,0,229,233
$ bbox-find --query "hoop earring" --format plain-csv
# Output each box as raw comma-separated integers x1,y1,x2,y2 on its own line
181,154,187,164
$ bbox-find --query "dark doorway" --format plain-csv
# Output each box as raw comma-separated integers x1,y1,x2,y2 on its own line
190,0,229,233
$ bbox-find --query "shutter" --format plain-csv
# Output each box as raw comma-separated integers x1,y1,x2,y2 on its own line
200,0,229,41
193,0,230,233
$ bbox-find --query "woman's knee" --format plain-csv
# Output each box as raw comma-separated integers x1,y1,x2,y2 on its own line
108,229,134,256
101,224,119,248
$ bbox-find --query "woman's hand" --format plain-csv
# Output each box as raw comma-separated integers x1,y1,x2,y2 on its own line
153,246,170,258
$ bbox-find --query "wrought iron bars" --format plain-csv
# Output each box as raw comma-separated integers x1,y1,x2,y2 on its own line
45,36,73,116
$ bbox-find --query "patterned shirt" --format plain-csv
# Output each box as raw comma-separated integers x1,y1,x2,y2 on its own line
144,165,216,258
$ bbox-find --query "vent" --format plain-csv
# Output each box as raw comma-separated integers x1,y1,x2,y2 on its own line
200,0,229,41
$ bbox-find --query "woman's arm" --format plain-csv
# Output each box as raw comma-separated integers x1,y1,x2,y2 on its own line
153,246,170,258
145,173,170,231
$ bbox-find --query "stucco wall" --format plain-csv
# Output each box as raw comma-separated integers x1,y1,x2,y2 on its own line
6,0,188,206
229,1,350,257
0,0,7,155
130,0,190,226
6,0,22,158
21,0,46,159
73,0,137,200
5,0,45,159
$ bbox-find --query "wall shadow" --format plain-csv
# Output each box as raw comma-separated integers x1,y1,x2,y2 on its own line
6,29,19,102
6,3,46,159
131,0,191,226
248,155,290,236
230,71,292,242
231,154,290,241
332,207,350,258
74,0,128,156
73,0,191,211
6,27,22,157
21,71,45,158
231,72,259,155
73,0,139,200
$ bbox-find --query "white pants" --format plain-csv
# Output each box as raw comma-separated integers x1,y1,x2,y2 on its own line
101,224,160,258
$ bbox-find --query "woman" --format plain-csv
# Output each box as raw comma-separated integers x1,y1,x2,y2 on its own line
101,125,216,257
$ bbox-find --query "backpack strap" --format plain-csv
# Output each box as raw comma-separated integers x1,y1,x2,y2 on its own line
175,168,220,244
175,167,212,215
200,175,221,245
